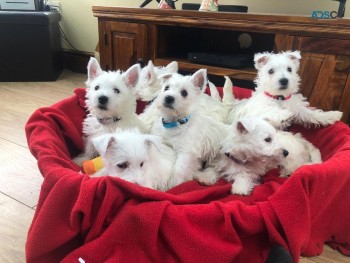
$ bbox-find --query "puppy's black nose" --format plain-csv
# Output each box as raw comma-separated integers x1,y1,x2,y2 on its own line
279,78,289,87
164,95,175,104
98,96,108,105
283,149,289,157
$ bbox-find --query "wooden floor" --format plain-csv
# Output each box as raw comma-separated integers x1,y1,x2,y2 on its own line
0,69,348,262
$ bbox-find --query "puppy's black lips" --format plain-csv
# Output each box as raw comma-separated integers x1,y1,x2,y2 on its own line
163,103,174,109
279,86,288,90
98,105,108,110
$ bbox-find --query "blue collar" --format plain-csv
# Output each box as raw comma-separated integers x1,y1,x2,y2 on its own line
162,115,190,129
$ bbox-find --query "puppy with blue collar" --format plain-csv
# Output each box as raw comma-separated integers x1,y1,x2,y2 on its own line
151,69,228,186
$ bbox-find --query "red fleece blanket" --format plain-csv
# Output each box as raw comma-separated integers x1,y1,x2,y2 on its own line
25,87,350,263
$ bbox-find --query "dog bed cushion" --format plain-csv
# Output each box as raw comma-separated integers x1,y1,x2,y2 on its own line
25,87,350,263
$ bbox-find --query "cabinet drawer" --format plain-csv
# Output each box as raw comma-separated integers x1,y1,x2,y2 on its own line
293,36,350,56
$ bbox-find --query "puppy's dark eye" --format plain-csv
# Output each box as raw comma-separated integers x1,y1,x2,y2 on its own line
140,162,144,167
117,162,128,169
164,85,169,91
114,88,120,94
264,137,272,143
181,89,188,97
287,67,292,72
95,86,100,91
268,69,275,74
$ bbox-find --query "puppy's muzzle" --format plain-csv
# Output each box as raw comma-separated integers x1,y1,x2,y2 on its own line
279,78,289,90
98,95,109,110
164,95,175,108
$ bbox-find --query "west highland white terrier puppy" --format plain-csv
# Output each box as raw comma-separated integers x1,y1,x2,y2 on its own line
276,131,322,177
151,69,229,186
91,129,177,191
224,51,342,129
136,60,178,102
138,61,179,131
198,117,289,195
140,67,228,132
74,57,147,165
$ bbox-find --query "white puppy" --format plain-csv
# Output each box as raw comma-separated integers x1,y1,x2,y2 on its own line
276,131,322,177
151,69,228,186
224,51,342,129
199,117,289,195
136,60,178,102
91,129,177,191
138,61,179,130
140,62,227,132
74,57,147,165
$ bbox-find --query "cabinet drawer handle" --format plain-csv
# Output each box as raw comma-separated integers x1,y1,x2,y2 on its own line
104,33,108,46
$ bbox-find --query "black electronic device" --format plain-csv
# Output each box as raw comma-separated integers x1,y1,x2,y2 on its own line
0,0,40,11
140,0,178,9
0,11,63,81
187,52,253,69
182,3,248,13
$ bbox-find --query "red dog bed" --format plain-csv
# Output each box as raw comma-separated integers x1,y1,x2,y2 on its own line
25,87,350,263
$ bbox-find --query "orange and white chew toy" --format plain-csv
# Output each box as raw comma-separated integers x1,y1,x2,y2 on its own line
82,156,104,175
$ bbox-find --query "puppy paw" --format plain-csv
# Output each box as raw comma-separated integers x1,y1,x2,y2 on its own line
194,168,218,186
231,183,252,195
230,174,255,195
278,168,290,178
265,110,293,130
279,111,294,129
324,110,343,125
304,109,343,126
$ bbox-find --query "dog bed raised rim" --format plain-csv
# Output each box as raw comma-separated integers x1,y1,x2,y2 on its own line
25,87,350,263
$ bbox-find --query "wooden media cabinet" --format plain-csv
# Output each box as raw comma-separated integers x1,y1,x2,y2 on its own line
93,7,350,123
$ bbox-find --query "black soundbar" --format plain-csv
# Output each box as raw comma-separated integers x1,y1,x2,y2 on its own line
188,52,253,69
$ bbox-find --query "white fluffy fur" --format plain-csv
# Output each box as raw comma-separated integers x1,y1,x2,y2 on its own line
276,131,322,177
199,117,288,195
151,69,228,186
91,129,177,191
224,51,342,129
200,80,228,122
74,57,147,165
136,60,179,101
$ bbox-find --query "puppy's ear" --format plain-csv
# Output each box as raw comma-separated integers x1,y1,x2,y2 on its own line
87,57,103,82
123,63,141,88
144,135,162,151
92,134,115,156
237,118,257,134
254,52,271,70
159,73,173,82
144,60,157,85
165,61,178,73
191,69,207,93
285,50,301,68
147,60,154,68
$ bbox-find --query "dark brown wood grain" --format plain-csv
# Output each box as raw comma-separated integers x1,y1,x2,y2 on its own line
340,75,350,123
296,37,350,56
274,34,294,51
309,55,336,110
108,22,147,71
298,53,325,98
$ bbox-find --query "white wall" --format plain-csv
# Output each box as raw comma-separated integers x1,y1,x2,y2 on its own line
57,0,348,53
